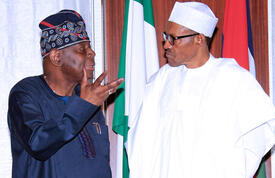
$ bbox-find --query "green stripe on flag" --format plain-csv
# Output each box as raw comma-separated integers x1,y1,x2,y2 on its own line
113,0,130,178
113,0,129,137
257,162,266,178
134,0,155,26
255,159,267,178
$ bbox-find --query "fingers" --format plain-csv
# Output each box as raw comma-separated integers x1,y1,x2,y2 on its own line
111,78,124,88
93,72,123,93
94,71,107,86
81,68,88,86
105,78,124,94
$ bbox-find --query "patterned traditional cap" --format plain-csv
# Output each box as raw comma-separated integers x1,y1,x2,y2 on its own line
168,2,218,37
39,9,90,58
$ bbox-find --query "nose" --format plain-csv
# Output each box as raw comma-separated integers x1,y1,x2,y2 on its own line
163,39,172,50
86,48,95,66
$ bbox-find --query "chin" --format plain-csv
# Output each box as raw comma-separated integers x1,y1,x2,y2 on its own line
168,61,179,67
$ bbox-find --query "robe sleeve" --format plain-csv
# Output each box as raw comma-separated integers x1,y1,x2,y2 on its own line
8,90,99,161
235,71,275,176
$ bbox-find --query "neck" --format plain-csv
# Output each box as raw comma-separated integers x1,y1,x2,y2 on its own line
43,74,77,96
185,49,210,69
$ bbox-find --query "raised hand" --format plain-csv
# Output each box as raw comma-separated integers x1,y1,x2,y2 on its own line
80,69,124,106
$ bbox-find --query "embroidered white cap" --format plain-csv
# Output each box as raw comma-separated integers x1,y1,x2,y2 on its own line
168,2,218,37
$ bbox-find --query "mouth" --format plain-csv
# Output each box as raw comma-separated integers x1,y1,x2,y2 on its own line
84,65,95,82
165,51,174,59
85,64,95,71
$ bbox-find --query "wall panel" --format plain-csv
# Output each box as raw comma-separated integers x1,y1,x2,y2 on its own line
249,0,269,93
104,0,125,176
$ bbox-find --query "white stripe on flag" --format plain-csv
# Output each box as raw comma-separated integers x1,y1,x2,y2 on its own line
125,0,145,120
125,1,159,127
144,21,159,81
115,135,123,178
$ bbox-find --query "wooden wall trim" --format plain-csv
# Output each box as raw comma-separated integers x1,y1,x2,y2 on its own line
104,0,125,176
249,0,269,94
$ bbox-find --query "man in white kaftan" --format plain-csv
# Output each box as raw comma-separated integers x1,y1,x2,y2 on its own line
127,2,275,178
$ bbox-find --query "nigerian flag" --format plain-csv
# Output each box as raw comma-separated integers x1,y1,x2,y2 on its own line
112,0,159,178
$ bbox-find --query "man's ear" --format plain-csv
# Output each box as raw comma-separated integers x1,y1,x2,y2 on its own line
195,34,205,45
49,49,62,67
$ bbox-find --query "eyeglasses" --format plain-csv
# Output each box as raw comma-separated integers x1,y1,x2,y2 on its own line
162,32,199,46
